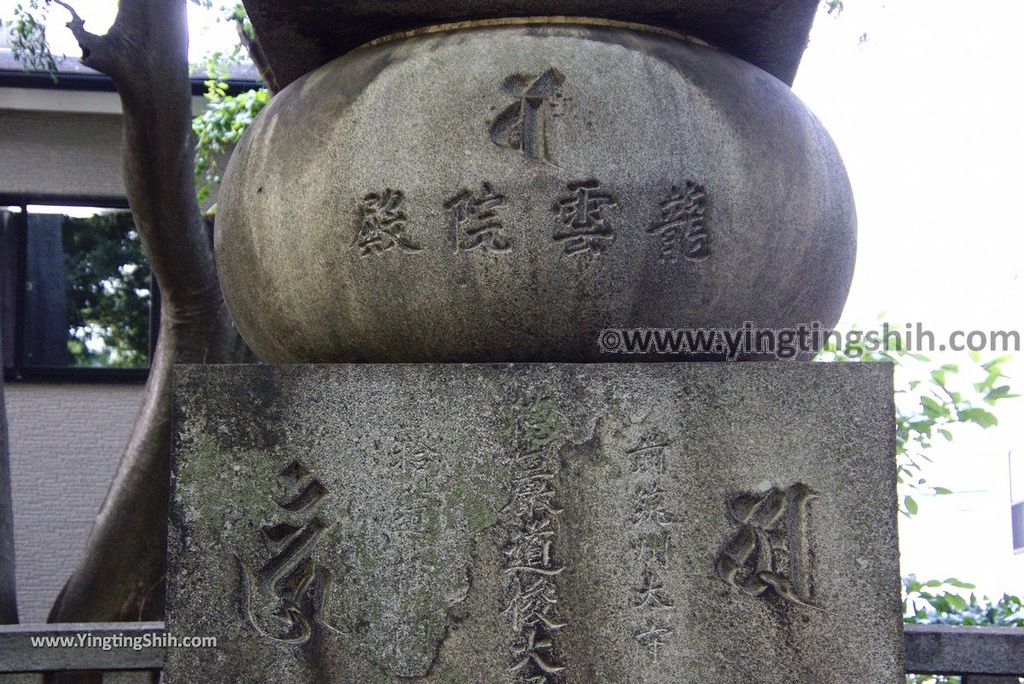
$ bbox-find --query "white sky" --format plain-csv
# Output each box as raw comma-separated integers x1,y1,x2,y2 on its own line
795,0,1024,597
0,1,237,62
4,0,1023,596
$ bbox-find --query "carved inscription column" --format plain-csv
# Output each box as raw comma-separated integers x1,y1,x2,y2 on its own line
389,441,442,568
503,397,567,682
626,443,677,662
383,439,444,668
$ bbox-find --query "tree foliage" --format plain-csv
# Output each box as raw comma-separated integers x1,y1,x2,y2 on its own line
904,576,1024,627
188,1,269,205
6,0,60,76
193,69,268,206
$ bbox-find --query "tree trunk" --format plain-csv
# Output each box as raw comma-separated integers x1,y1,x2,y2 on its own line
48,0,248,623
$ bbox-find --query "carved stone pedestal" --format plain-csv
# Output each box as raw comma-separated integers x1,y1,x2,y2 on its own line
166,363,903,682
180,3,898,681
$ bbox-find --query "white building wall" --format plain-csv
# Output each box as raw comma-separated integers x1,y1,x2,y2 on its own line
0,108,126,198
3,383,144,622
0,88,212,199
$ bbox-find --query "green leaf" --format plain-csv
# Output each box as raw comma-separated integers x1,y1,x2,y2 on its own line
909,420,932,434
947,594,968,611
920,396,948,419
957,407,999,429
904,496,919,515
982,355,1012,371
986,385,1018,401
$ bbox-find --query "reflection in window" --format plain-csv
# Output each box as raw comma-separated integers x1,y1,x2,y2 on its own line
24,206,151,369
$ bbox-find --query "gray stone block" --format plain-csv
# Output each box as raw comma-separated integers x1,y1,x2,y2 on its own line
241,1,819,90
167,363,902,682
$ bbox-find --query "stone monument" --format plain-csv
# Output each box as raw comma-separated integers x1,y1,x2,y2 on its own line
166,2,904,682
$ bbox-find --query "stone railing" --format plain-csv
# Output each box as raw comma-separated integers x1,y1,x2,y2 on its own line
0,623,1020,681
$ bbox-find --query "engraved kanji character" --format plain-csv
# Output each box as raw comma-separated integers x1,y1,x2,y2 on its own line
445,182,511,253
635,621,673,660
632,481,673,528
504,517,562,574
392,503,430,539
519,577,567,630
553,180,618,256
629,445,668,475
648,182,709,263
635,529,671,568
715,483,817,605
238,461,340,644
633,568,674,611
353,189,422,256
509,629,565,676
490,68,567,162
511,471,563,517
505,576,566,633
389,443,439,489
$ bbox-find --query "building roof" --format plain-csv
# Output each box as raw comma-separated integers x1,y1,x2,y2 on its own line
0,50,263,96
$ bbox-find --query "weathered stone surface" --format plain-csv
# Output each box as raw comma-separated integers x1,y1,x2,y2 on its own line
167,363,902,682
904,624,1024,677
216,25,856,363
241,1,819,90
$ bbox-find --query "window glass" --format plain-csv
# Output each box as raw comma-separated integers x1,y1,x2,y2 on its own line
23,205,151,369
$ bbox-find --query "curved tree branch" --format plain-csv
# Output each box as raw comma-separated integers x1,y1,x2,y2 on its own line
49,0,249,623
234,15,275,93
50,0,118,75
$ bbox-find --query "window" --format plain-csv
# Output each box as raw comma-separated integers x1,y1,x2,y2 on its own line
2,200,157,381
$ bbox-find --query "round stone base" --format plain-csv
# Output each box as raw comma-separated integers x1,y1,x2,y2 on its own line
216,24,855,362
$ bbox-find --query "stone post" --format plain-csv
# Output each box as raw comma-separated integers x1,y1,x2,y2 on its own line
167,4,903,682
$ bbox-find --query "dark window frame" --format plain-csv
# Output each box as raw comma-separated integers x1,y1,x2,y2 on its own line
1,193,157,384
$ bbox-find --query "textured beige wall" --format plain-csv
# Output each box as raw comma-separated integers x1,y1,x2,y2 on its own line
0,110,126,199
3,383,144,622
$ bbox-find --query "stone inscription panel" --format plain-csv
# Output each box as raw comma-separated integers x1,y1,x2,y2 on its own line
167,363,902,683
